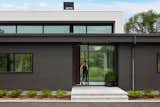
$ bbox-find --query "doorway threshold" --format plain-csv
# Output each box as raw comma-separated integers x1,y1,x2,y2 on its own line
76,82,105,86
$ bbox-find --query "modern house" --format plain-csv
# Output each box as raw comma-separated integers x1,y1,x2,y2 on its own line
0,2,160,91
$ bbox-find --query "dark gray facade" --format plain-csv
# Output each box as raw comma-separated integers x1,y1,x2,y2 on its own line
118,45,132,90
0,44,72,90
134,45,160,90
0,34,160,90
118,44,160,90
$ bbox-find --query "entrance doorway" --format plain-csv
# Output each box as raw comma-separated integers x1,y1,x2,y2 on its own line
80,45,117,86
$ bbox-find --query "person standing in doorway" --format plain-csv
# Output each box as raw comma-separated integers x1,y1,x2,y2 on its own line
80,60,88,85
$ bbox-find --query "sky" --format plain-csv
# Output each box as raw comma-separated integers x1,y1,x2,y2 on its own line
0,0,159,22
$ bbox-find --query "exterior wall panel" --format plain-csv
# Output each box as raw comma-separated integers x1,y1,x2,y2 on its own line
0,44,72,90
134,45,160,90
118,45,132,90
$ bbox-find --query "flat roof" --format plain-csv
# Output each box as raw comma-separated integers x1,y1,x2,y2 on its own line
0,34,160,44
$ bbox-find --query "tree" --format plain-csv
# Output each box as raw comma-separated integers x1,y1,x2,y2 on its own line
125,10,160,34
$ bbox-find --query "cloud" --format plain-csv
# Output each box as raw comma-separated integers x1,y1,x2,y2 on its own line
76,1,160,22
0,0,159,22
39,2,48,7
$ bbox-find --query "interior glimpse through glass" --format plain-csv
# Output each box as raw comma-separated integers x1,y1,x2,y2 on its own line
80,45,116,85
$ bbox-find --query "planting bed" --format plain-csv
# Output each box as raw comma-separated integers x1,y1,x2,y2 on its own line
128,90,160,100
129,95,160,100
0,95,71,100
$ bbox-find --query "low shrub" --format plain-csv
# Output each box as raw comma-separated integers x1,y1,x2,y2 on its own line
0,90,7,98
143,89,155,98
144,89,151,95
8,89,22,98
27,90,37,97
128,90,143,98
105,71,116,83
41,90,52,97
55,89,67,98
146,92,155,98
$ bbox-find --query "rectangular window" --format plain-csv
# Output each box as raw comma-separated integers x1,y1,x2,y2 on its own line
157,53,160,73
0,25,16,34
87,25,112,34
44,25,70,34
106,26,112,33
17,25,43,34
0,53,32,73
73,26,86,34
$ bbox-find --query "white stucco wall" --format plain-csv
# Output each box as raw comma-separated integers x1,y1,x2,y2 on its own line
0,11,123,33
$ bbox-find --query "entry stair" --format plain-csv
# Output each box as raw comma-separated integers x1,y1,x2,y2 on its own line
71,86,128,101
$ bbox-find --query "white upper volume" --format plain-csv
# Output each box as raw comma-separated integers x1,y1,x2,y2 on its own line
0,11,123,33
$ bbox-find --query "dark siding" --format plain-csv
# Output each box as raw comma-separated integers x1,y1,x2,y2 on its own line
118,45,160,90
0,44,72,90
134,45,160,90
118,45,132,90
72,45,80,85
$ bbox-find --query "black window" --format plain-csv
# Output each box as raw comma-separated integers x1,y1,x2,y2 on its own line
0,53,32,73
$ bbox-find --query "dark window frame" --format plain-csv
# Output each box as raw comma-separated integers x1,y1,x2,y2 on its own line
0,22,114,34
0,53,33,74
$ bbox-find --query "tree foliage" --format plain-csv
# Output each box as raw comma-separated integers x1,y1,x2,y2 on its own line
125,10,160,34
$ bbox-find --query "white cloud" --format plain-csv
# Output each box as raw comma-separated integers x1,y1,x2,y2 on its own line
0,1,159,22
76,1,160,22
39,2,48,7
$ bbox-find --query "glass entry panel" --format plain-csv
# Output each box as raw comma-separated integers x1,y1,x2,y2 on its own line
88,45,115,85
80,45,89,85
80,45,116,86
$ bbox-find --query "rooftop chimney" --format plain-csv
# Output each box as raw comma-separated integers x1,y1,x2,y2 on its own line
63,2,74,10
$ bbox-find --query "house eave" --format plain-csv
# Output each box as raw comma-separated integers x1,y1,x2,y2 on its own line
0,33,160,44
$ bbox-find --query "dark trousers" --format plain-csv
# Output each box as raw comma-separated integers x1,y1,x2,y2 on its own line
82,70,88,82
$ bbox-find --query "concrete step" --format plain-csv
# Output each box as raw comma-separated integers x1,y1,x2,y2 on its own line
71,95,128,100
71,86,128,101
72,98,128,100
72,95,128,99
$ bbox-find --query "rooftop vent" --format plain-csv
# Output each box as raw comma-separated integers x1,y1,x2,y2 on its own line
63,2,74,10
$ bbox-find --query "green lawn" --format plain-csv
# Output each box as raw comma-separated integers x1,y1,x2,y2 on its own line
89,67,106,82
80,67,115,82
